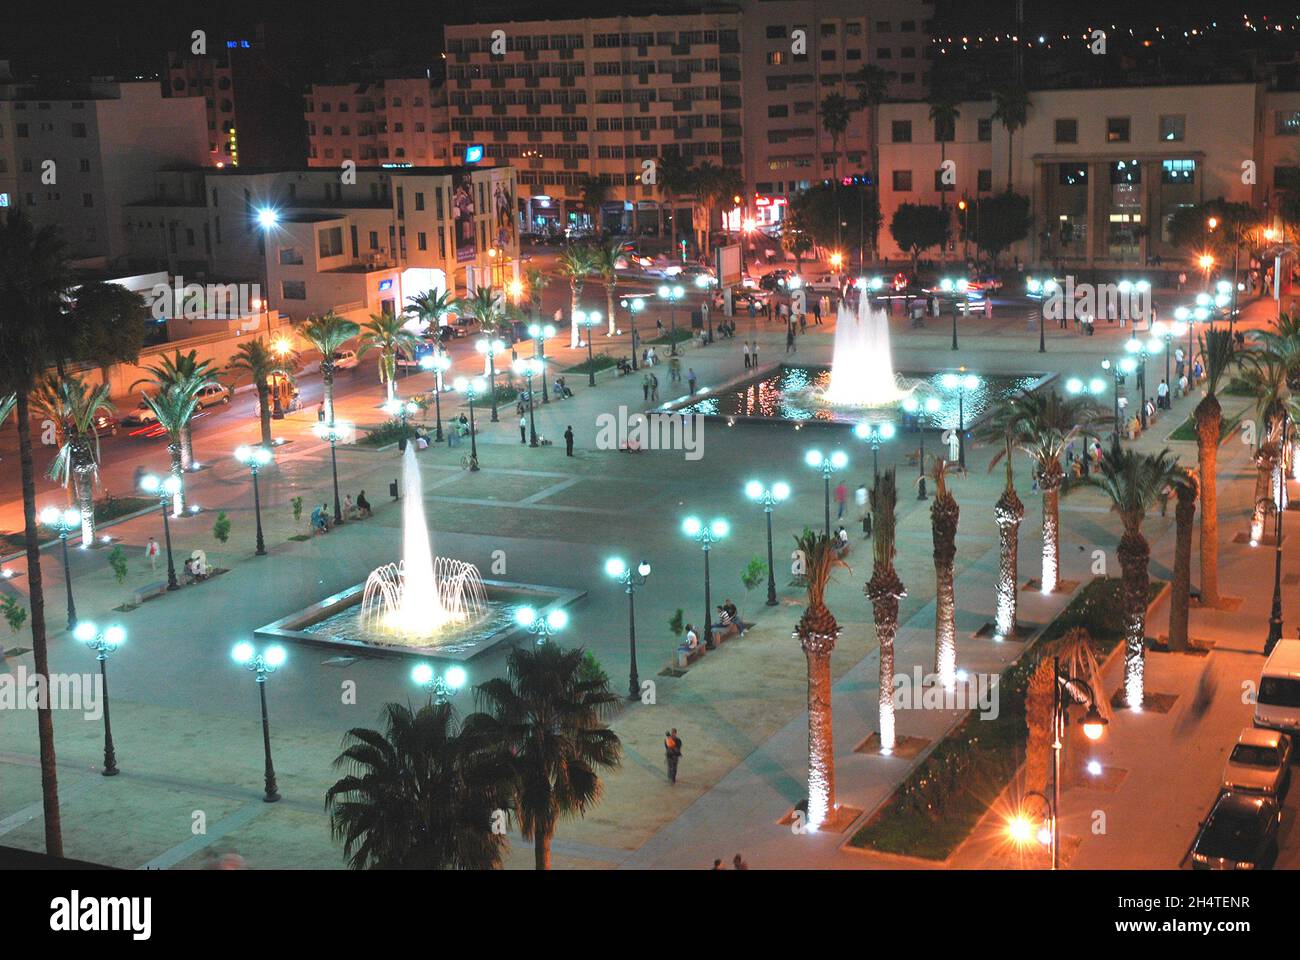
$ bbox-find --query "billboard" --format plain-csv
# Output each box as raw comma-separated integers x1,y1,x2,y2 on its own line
453,171,476,263
491,173,516,251
714,243,742,286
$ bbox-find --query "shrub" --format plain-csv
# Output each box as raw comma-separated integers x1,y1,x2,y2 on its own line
213,511,231,546
360,417,418,447
107,545,128,586
741,556,767,591
1,596,27,634
578,649,610,689
291,495,304,525
668,608,684,637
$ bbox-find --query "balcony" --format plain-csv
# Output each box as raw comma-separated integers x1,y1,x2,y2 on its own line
721,69,741,82
672,71,691,84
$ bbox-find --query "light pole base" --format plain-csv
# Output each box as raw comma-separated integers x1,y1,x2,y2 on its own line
102,766,119,777
263,791,281,804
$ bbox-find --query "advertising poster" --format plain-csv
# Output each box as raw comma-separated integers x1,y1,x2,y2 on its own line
454,171,476,263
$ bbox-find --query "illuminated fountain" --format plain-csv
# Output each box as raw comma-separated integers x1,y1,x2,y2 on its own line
815,291,915,408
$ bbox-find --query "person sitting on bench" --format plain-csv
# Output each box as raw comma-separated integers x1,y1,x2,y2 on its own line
677,623,700,659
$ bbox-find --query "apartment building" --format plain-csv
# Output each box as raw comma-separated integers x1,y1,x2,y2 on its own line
0,68,208,264
304,78,452,168
124,163,519,319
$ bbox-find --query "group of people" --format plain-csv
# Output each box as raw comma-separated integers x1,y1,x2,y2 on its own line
311,490,372,533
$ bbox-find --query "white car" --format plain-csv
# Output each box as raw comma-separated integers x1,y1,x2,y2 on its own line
195,382,231,407
1255,638,1300,737
1222,728,1292,798
331,349,359,370
802,273,842,293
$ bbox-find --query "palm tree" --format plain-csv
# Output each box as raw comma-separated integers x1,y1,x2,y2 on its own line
359,312,421,404
1168,469,1199,652
656,151,694,252
866,469,905,754
992,84,1031,192
1087,447,1188,708
929,457,959,690
1238,351,1294,540
470,642,622,869
927,93,961,210
523,267,550,323
325,700,513,870
300,312,360,425
993,434,1024,638
557,245,597,347
692,163,745,255
819,93,855,255
0,210,74,856
0,393,14,430
30,374,114,545
1193,328,1237,607
578,176,608,227
227,339,295,447
404,288,457,339
460,287,506,344
793,528,846,829
983,388,1105,594
131,350,221,471
851,64,894,259
143,386,200,516
592,239,622,335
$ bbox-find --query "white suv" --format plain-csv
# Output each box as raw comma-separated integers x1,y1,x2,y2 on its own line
1255,639,1300,737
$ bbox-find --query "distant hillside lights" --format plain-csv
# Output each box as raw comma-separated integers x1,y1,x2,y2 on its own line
149,278,263,321
1038,276,1152,325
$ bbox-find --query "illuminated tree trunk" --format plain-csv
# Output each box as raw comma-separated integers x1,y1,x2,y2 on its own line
1039,463,1063,593
1024,657,1054,794
994,485,1024,637
931,489,959,690
1168,478,1197,652
867,570,904,753
255,382,273,447
322,363,337,426
1117,527,1150,709
605,283,617,335
73,462,96,546
803,642,835,828
168,439,186,515
180,424,195,471
1195,394,1221,606
569,282,581,347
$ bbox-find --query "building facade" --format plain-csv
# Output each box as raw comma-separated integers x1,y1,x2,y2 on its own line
304,78,452,168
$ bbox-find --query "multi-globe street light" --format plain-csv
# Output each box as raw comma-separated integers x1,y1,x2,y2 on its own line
605,557,652,700
231,641,287,803
574,310,603,387
411,663,468,704
1124,335,1163,429
940,370,980,471
1150,318,1189,392
312,420,352,523
682,516,729,649
804,449,848,536
1063,378,1106,475
902,394,942,496
658,284,686,356
419,351,452,441
513,357,543,446
527,322,557,403
744,480,790,606
75,621,124,776
515,605,569,645
139,473,182,590
1100,355,1139,442
453,376,487,471
619,298,645,369
233,444,273,556
39,506,81,629
476,337,507,422
854,421,896,481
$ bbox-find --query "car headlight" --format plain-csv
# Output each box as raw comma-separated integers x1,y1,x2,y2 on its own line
1237,862,1255,870
1191,852,1208,863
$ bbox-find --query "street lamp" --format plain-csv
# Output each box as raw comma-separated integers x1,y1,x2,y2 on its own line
658,284,685,356
475,338,506,423
513,357,542,446
39,506,81,629
1266,409,1291,654
574,310,603,387
312,419,352,523
940,370,980,470
75,621,124,776
515,605,569,645
420,351,452,440
233,445,273,556
139,473,182,590
745,481,790,606
939,277,970,349
1048,657,1107,869
619,298,645,369
527,323,557,403
902,395,942,496
1150,319,1188,391
1100,356,1138,442
1124,335,1162,429
453,376,487,471
1063,378,1106,475
411,663,468,704
804,449,848,536
853,421,896,481
606,557,652,700
231,640,287,803
1006,790,1055,858
682,516,729,649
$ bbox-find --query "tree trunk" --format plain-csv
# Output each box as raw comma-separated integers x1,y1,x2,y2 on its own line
805,648,835,828
569,283,581,348
15,392,64,855
1168,485,1196,651
168,440,186,515
534,826,551,870
867,567,905,754
1040,466,1063,593
1025,657,1054,794
1118,529,1151,709
257,384,272,447
73,462,96,546
606,284,616,335
180,425,194,471
932,493,959,691
1195,397,1221,606
323,367,336,426
994,487,1024,637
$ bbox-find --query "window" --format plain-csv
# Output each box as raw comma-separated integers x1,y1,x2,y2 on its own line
16,123,28,137
821,50,837,61
875,21,891,32
765,25,785,38
1275,111,1300,136
846,49,862,60
1106,117,1130,143
820,23,836,37
417,232,427,251
1161,159,1196,184
278,246,304,265
768,105,789,118
892,169,912,191
901,47,916,58
79,158,90,172
415,192,425,211
1054,118,1077,144
369,230,380,250
1110,159,1140,184
766,51,786,66
71,122,87,138
891,120,912,142
1059,165,1088,186
877,48,892,58
977,169,992,192
977,118,992,141
934,115,954,142
1159,114,1185,141
318,226,344,258
82,193,94,207
282,281,307,300
846,22,862,36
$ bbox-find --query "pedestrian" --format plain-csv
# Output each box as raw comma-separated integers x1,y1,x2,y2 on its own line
317,403,325,422
855,483,867,523
812,299,822,325
664,728,682,784
670,356,681,382
786,327,796,354
1157,379,1169,410
145,536,160,570
356,490,372,518
712,859,725,870
834,480,847,520
863,510,873,538
799,312,807,333
732,853,749,870
564,425,574,456
687,368,697,395
343,493,356,520
1175,347,1185,378
651,373,660,402
751,341,758,367
643,373,652,401
520,415,528,444
743,341,751,369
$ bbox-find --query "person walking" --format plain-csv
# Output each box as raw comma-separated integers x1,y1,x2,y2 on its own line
687,368,698,395
664,728,682,784
520,415,528,444
812,299,822,325
564,425,574,456
732,853,749,870
786,327,796,354
743,341,751,369
643,373,652,401
751,341,758,367
650,373,660,402
145,536,160,571
834,480,847,520
854,482,868,525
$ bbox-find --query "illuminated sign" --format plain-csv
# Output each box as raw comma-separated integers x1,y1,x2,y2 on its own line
464,144,484,164
0,193,8,207
378,279,394,291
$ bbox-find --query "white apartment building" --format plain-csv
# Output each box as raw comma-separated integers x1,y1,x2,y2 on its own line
304,78,452,167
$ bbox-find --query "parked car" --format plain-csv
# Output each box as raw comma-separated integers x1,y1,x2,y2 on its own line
760,268,795,291
1221,728,1293,798
802,273,842,293
122,401,158,426
195,382,231,408
91,412,118,436
331,349,359,370
1190,791,1280,870
1255,638,1300,737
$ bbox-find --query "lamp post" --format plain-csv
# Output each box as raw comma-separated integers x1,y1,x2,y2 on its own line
476,337,506,422
658,284,685,356
453,376,487,471
515,605,568,645
1100,356,1138,442
139,473,182,590
854,421,896,482
1266,409,1290,655
1048,656,1108,870
804,449,848,536
1124,335,1162,429
682,516,729,649
513,357,542,446
696,273,716,342
745,481,790,606
938,277,968,350
411,663,468,705
527,323,556,403
940,370,980,471
419,351,451,441
233,445,273,556
1007,789,1056,866
1150,319,1188,392
39,506,81,630
1063,377,1106,475
620,298,645,370
606,557,652,699
231,641,287,803
75,621,124,776
312,420,351,523
575,310,603,387
902,395,941,496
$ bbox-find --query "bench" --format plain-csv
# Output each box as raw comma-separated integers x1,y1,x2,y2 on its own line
675,644,705,669
132,581,168,604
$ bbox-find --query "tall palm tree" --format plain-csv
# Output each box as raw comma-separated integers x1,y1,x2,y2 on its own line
656,151,694,253
927,93,961,210
300,312,360,425
1168,469,1199,652
983,388,1105,594
692,163,745,256
557,245,597,347
227,339,295,447
325,700,513,870
0,210,73,856
143,386,200,516
852,64,895,258
1194,328,1237,607
593,239,622,335
929,458,959,690
359,312,421,404
819,93,855,255
131,349,221,471
404,288,457,338
866,469,905,754
993,434,1024,638
1087,447,1188,708
0,393,14,430
470,642,622,869
991,84,1031,191
793,528,846,829
30,374,114,545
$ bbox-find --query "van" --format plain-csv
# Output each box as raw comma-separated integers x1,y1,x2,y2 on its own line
1255,639,1300,736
